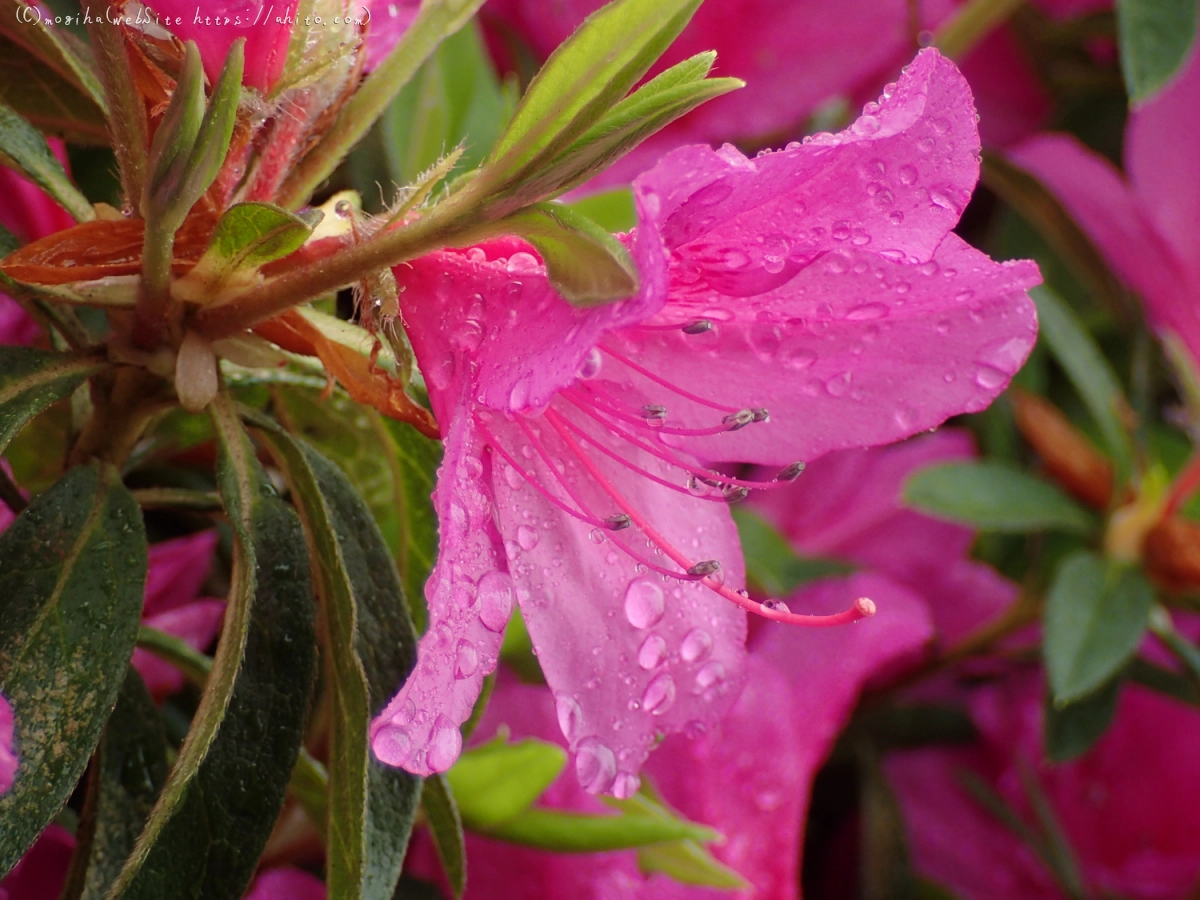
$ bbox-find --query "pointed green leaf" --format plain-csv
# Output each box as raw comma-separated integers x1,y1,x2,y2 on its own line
0,346,105,456
486,0,702,180
421,775,466,899
0,463,147,876
903,461,1097,534
1116,0,1198,103
732,508,854,597
498,202,638,306
0,1,106,109
447,738,566,830
143,42,204,221
483,807,720,852
1044,552,1153,705
62,668,170,900
383,418,442,635
0,102,93,221
636,838,748,890
0,33,108,144
1032,287,1132,482
1044,677,1120,763
108,395,316,900
252,418,419,900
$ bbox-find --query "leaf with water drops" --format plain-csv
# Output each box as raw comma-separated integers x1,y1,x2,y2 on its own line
0,346,107,457
253,416,420,900
107,396,316,900
903,461,1097,535
1044,551,1153,705
61,667,169,900
0,462,146,876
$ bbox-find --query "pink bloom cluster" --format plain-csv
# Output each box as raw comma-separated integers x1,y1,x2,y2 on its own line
1011,42,1200,367
0,694,14,796
371,49,1039,791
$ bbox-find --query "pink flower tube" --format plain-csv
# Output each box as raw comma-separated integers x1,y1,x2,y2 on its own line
370,49,1040,792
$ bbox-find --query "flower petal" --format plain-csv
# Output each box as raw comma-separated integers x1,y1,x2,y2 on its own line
370,415,509,774
135,600,226,701
0,692,16,794
243,868,327,900
0,824,74,899
486,413,747,794
152,1,299,91
605,234,1037,465
144,531,219,615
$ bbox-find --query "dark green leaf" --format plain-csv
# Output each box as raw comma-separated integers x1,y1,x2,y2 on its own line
0,346,105,456
0,463,146,876
447,738,566,830
383,418,442,635
252,419,420,900
485,0,702,181
1044,677,1120,763
1032,286,1132,481
1116,0,1198,103
421,775,465,899
62,668,169,900
0,1,106,109
1044,552,1153,704
903,461,1097,534
497,202,638,306
108,396,316,900
732,508,854,597
0,32,107,145
0,102,93,221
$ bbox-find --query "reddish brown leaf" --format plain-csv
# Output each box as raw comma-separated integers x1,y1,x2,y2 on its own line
1012,387,1119,511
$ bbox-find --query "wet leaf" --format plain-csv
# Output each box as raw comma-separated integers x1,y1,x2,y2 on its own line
0,463,147,875
0,346,104,456
0,1,107,109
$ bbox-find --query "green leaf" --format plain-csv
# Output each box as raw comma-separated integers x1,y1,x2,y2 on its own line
1044,677,1120,763
486,0,702,181
1116,0,1198,103
0,33,108,144
143,41,205,221
62,668,170,900
1044,552,1153,705
421,775,466,899
447,738,566,830
0,1,107,110
252,419,420,900
1031,287,1132,482
383,418,442,635
0,346,105,456
0,102,93,221
108,396,316,900
902,461,1097,534
636,839,748,890
732,508,854,597
0,463,147,875
567,188,637,233
484,807,720,852
177,203,317,302
498,202,638,305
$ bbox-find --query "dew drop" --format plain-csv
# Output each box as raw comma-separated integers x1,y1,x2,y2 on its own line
373,723,411,762
695,661,726,690
508,378,531,410
680,628,713,663
831,220,851,241
517,524,540,551
576,348,602,379
575,737,617,794
556,693,584,741
624,577,665,629
454,640,479,679
507,252,540,274
898,164,919,185
638,632,667,670
783,347,817,370
642,673,677,716
612,772,641,799
761,598,791,614
974,365,1007,389
426,716,462,772
846,302,888,321
478,571,515,632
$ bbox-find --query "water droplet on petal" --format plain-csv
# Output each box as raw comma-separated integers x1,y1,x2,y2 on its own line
373,723,412,761
761,598,790,614
898,164,919,185
507,252,540,274
426,716,462,772
575,737,617,794
612,772,641,799
624,577,665,629
642,672,677,715
680,628,713,663
695,661,726,690
454,640,479,679
556,693,584,741
478,571,515,632
576,348,602,380
517,524,539,550
846,302,888,321
974,365,1007,389
638,632,667,669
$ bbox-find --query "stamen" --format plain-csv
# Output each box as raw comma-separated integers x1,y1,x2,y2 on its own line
687,560,722,577
544,409,876,628
598,343,741,414
605,514,632,530
584,386,751,437
722,410,756,431
681,319,714,335
777,462,806,481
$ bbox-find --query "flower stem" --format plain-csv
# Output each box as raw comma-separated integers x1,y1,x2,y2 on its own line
134,215,178,348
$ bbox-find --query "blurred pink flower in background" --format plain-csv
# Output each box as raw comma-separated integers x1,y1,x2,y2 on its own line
0,694,15,795
0,824,73,900
148,0,300,91
243,867,327,899
1010,42,1200,366
0,143,76,347
888,672,1200,900
370,49,1039,790
361,0,421,69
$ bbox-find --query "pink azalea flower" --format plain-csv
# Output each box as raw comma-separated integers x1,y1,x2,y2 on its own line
887,672,1200,900
147,1,299,91
0,693,15,795
361,0,421,70
0,142,77,347
243,867,327,899
0,824,73,900
370,49,1040,791
1009,42,1200,367
751,429,1019,647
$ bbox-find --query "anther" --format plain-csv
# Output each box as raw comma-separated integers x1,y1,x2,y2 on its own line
722,409,755,431
687,560,722,577
761,599,790,613
722,485,750,504
752,407,771,423
641,404,668,422
682,319,713,335
777,461,806,481
605,514,632,531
